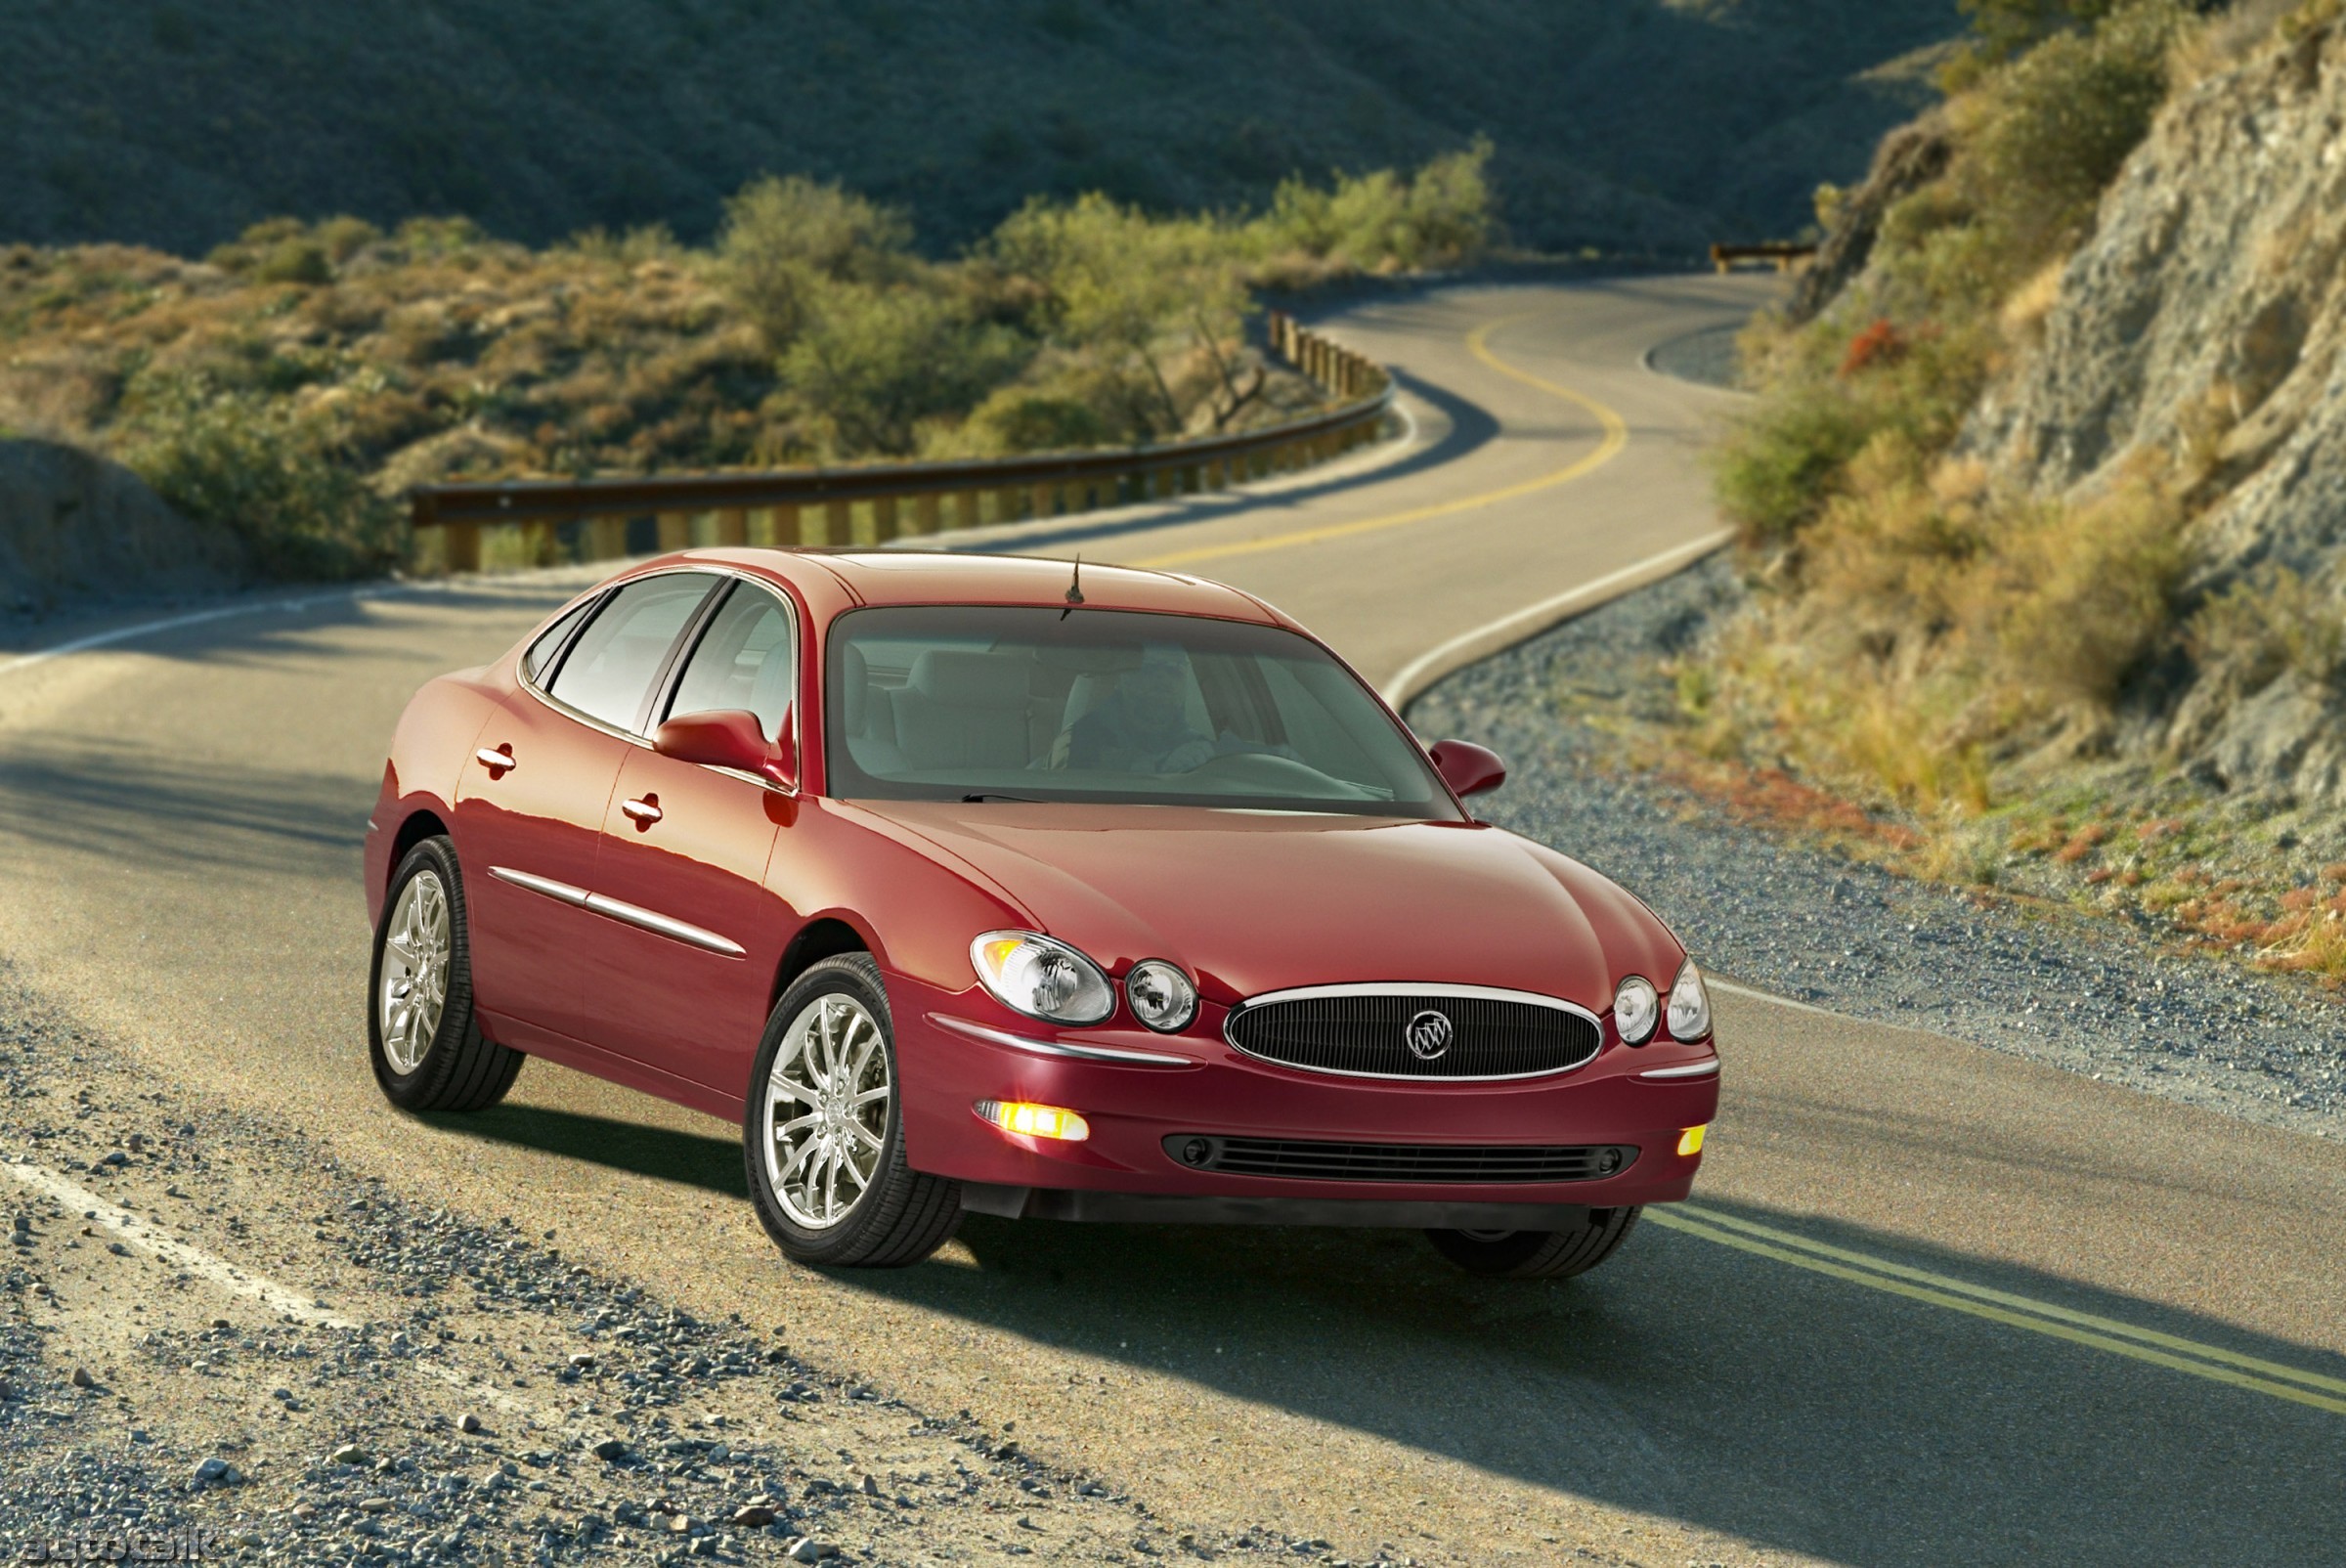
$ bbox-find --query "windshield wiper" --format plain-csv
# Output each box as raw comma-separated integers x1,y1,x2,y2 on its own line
961,792,1043,804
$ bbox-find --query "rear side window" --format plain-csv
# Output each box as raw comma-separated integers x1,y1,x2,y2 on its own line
666,583,798,742
546,574,717,732
521,594,603,684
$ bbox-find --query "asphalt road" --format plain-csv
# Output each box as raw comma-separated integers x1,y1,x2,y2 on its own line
4,273,2343,1566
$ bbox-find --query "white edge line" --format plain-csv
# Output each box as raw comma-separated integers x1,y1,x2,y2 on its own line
1382,528,1735,709
6,1157,361,1329
0,584,417,678
6,1156,549,1421
1,558,626,679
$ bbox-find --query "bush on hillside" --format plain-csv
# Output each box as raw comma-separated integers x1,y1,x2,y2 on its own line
778,280,1027,457
119,375,399,578
720,176,916,354
1252,139,1496,274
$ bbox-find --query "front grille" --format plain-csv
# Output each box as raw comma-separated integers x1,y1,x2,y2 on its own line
1224,987,1601,1078
1163,1135,1634,1184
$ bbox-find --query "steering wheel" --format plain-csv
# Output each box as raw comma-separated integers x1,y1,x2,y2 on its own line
1179,750,1353,792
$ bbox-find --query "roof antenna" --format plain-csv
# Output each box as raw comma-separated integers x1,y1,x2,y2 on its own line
1062,552,1085,618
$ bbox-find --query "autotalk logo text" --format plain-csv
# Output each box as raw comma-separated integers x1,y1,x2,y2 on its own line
16,1526,226,1562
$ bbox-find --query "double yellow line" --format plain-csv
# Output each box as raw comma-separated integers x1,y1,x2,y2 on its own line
1651,1203,2346,1416
1134,313,1629,571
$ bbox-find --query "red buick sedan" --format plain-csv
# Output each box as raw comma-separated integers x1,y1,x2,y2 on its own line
362,549,1718,1277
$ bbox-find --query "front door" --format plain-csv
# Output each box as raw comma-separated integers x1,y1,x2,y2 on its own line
456,571,721,1040
580,580,802,1098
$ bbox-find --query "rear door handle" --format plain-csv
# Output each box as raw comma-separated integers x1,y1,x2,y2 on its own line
621,795,663,825
476,746,515,773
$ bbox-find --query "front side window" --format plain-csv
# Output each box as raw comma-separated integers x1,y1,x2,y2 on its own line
665,583,798,742
825,605,1456,817
545,573,717,732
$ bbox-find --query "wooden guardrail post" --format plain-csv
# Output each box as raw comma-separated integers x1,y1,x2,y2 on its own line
952,489,980,530
715,507,749,547
909,493,940,537
872,495,900,543
444,521,483,574
820,499,851,546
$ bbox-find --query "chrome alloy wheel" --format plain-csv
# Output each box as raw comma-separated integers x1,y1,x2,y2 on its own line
763,993,891,1230
378,869,452,1074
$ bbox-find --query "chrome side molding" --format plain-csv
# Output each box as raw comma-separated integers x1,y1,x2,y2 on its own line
487,866,742,957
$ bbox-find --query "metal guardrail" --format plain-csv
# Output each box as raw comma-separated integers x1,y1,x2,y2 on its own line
406,313,1392,574
1709,242,1817,275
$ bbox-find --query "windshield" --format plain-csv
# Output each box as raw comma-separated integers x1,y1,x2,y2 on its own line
823,605,1457,817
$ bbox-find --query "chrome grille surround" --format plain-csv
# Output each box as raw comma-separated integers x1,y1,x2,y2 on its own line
1222,982,1604,1080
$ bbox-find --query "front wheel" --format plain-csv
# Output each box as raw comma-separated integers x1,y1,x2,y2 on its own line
1425,1207,1641,1280
368,836,524,1112
743,955,962,1268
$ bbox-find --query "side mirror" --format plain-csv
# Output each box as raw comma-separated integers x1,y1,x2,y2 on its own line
653,709,796,790
1428,739,1506,799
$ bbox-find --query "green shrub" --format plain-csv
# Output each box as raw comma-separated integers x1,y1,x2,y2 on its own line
720,175,914,353
254,239,332,285
1250,138,1495,272
1712,384,1880,544
779,281,1026,457
120,377,399,578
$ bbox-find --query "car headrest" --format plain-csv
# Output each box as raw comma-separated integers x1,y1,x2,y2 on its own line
839,642,870,733
908,649,1030,709
749,644,796,739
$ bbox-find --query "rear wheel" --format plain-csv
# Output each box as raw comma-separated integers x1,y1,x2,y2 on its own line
744,954,962,1268
368,837,524,1112
1425,1207,1641,1280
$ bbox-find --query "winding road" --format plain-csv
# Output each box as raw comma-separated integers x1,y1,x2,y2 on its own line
3,273,2342,1566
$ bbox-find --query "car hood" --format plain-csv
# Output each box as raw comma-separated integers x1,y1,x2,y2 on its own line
855,802,1682,1011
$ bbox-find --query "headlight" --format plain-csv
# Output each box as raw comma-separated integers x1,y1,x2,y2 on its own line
1613,975,1659,1046
1667,958,1712,1040
970,932,1114,1025
1124,960,1198,1032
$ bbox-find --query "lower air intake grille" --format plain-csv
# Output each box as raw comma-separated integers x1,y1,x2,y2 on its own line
1163,1136,1635,1184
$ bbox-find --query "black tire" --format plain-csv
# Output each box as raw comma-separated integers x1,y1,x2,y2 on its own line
1425,1207,1642,1280
367,837,525,1112
743,954,962,1268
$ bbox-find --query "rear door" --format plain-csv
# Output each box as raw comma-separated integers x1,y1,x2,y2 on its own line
455,572,721,1039
579,578,801,1096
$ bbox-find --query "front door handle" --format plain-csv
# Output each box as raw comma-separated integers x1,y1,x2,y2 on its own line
476,746,515,773
621,795,663,826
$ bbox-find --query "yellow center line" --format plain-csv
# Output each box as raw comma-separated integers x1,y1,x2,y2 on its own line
1648,1204,2346,1416
1131,313,1629,570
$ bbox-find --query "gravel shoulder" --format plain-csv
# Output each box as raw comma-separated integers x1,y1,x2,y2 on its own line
1405,556,2346,1141
0,968,1343,1568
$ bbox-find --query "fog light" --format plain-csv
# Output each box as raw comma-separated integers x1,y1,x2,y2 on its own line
1677,1124,1709,1157
976,1100,1091,1142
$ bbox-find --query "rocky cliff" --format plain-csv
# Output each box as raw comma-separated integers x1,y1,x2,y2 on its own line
1962,14,2346,801
0,439,249,612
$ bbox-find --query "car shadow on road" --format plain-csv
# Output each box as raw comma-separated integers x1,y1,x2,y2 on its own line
418,1104,746,1198
836,1193,2346,1567
413,1092,2345,1560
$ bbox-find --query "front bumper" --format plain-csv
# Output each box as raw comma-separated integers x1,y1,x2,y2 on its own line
891,973,1718,1220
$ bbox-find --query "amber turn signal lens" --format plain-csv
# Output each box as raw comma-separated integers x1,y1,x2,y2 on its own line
1677,1124,1709,1157
975,1100,1091,1142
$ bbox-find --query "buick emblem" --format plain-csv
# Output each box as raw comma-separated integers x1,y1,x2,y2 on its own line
1404,1009,1455,1061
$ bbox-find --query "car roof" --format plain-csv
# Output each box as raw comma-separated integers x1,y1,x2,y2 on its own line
681,548,1287,626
